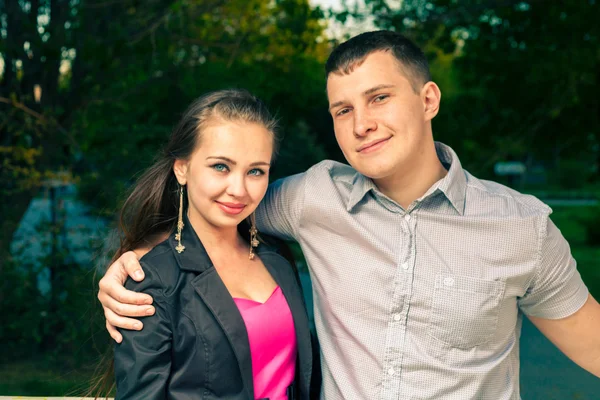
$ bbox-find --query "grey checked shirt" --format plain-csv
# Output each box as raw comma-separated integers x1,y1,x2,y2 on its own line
256,142,589,399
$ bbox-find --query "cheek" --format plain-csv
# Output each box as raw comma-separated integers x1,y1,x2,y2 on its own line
248,179,269,202
334,126,354,154
188,170,224,200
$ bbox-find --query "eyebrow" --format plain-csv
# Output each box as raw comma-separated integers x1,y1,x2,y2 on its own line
328,84,395,111
206,156,270,167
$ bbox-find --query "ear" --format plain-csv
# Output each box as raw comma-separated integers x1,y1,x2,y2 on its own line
173,159,189,185
421,81,441,121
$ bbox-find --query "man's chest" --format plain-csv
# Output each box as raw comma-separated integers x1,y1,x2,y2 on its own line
300,209,539,349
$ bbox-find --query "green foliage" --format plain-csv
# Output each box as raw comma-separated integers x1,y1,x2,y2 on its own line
0,213,110,376
0,252,109,363
553,159,597,190
552,205,600,247
571,246,600,299
0,254,111,396
550,206,600,297
0,359,99,396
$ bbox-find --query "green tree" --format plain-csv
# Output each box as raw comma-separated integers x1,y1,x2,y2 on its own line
1,0,333,363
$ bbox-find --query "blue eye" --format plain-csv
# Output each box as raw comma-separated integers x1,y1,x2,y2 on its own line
248,168,265,176
212,163,229,172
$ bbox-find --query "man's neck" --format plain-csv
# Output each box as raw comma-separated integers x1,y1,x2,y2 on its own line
374,143,448,210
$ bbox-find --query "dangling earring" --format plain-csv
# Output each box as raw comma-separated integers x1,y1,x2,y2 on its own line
248,213,259,260
175,185,185,253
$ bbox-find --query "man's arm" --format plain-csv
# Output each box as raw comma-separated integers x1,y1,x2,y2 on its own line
519,216,599,376
255,172,307,240
529,294,600,377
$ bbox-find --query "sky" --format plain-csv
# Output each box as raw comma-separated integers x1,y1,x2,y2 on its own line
311,0,343,9
309,0,378,38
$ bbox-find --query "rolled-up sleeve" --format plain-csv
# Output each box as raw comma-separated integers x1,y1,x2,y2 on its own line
519,216,589,319
114,263,172,400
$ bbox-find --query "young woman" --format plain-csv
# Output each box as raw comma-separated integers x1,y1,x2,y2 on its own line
111,89,313,399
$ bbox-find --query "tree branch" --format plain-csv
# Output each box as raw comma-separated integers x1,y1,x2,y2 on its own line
129,12,171,45
0,96,80,151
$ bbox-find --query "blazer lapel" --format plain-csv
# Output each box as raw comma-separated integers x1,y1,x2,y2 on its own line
170,214,255,400
191,269,254,399
260,250,313,391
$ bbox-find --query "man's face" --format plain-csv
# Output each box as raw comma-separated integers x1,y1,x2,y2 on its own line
327,51,435,181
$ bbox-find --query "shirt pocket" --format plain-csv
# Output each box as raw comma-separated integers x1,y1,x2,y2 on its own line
428,274,505,349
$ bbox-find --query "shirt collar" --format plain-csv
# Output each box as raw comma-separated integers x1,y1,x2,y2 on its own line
433,142,467,215
346,172,378,212
345,142,467,215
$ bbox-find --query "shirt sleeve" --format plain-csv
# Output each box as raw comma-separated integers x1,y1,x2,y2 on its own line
255,172,307,241
114,262,172,400
518,216,589,319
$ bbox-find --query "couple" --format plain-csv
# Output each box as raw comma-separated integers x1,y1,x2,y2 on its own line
99,31,600,399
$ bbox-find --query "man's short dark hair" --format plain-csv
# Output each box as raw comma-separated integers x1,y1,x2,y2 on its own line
325,30,432,93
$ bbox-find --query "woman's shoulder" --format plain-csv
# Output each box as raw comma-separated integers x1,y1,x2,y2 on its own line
258,235,301,281
258,234,292,259
140,238,174,265
127,239,181,295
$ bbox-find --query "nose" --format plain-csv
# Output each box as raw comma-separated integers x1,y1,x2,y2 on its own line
226,172,248,198
353,109,377,137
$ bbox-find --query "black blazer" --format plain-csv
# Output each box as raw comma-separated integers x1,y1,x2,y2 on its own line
114,215,313,399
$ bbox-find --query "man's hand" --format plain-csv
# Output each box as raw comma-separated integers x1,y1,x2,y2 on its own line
98,250,155,343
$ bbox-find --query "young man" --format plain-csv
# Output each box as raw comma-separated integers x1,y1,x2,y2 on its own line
98,31,600,398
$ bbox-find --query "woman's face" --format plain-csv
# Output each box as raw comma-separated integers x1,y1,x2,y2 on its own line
174,119,273,232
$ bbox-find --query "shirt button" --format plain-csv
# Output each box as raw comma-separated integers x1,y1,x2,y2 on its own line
393,314,401,321
401,262,409,270
388,368,395,376
404,214,411,221
443,277,455,287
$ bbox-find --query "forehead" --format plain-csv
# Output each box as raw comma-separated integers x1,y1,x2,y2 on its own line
326,51,412,101
194,120,273,159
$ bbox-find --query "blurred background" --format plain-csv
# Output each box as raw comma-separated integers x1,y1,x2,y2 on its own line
1,0,599,398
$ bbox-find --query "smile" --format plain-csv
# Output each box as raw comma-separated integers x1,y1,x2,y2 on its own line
357,137,391,154
215,201,246,215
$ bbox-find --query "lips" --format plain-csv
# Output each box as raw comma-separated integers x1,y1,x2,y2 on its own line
216,201,246,215
357,137,391,153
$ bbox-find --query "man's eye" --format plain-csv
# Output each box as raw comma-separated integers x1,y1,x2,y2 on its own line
374,95,388,102
336,108,350,116
248,168,265,176
211,163,228,172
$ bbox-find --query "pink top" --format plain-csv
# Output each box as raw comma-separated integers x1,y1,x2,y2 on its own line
233,286,297,400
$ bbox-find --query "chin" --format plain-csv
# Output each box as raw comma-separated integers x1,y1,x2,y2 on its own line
207,217,242,230
352,164,391,180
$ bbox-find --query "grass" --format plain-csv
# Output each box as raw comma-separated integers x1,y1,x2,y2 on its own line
572,246,600,298
0,359,97,396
